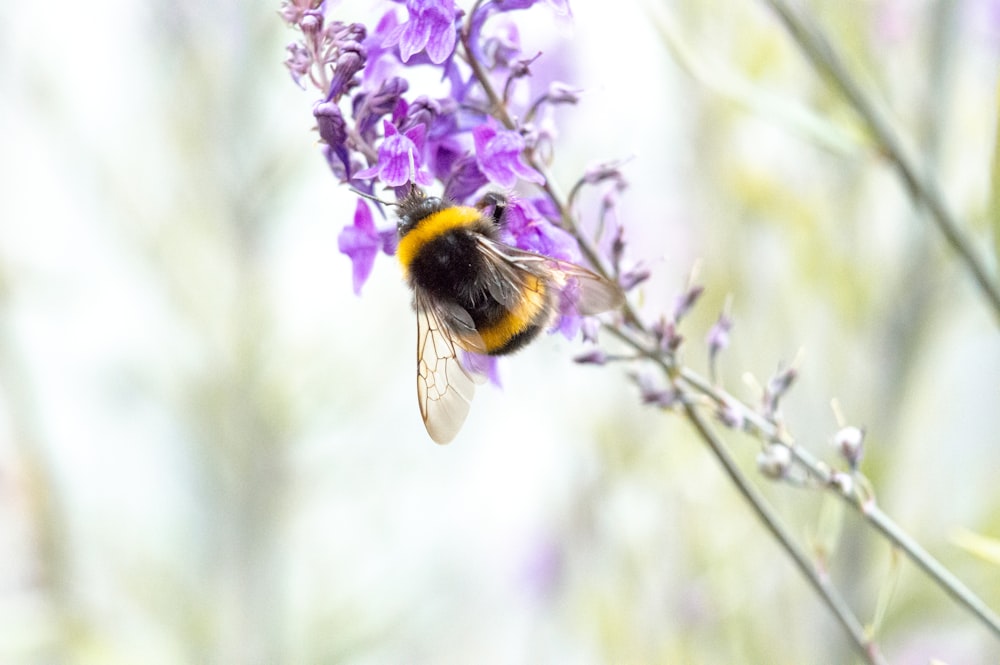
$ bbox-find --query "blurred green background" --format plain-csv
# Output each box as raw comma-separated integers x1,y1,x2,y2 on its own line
1,0,999,662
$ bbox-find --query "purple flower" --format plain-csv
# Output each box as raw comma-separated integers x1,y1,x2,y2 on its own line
519,535,564,600
463,352,502,386
284,42,312,87
362,10,404,87
672,285,704,322
326,41,367,100
707,312,732,360
652,317,682,353
337,199,397,294
502,199,576,260
472,121,545,188
384,0,459,64
353,76,409,139
635,372,678,408
279,0,324,26
498,0,570,13
313,100,347,148
574,348,607,365
480,20,523,69
554,283,584,339
356,120,432,187
441,153,488,202
468,0,570,55
763,365,797,419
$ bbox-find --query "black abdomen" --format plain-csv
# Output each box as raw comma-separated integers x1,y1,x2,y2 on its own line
408,228,545,353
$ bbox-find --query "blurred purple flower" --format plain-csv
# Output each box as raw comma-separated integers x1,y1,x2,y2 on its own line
284,42,312,87
574,348,607,365
502,198,575,259
763,365,797,418
673,285,704,322
519,535,563,600
337,199,397,294
463,351,502,386
707,312,732,360
652,317,683,354
635,372,678,408
441,153,488,201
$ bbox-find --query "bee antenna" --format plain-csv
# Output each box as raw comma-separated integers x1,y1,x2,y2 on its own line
350,187,397,207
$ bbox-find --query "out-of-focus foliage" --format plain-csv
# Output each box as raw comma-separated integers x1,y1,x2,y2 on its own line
0,0,997,663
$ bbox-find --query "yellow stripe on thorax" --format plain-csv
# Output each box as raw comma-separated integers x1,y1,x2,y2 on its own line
477,275,548,353
397,205,482,275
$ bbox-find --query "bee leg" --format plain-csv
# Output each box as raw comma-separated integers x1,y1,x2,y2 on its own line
477,191,508,227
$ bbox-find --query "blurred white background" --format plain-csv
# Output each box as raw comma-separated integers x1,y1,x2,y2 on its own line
2,0,999,663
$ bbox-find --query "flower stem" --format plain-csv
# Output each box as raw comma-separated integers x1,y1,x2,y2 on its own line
607,323,1000,640
679,396,886,665
462,2,1000,647
761,0,1000,324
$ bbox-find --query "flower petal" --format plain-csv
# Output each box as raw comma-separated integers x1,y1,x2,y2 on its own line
337,200,383,294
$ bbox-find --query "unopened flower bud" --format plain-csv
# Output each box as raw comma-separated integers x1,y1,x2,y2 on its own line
574,349,607,365
546,82,580,105
833,425,865,469
707,313,733,361
757,443,792,480
830,471,854,495
313,101,346,147
716,402,745,430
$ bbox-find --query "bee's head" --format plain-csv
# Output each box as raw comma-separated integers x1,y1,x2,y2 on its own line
395,191,449,237
350,186,449,237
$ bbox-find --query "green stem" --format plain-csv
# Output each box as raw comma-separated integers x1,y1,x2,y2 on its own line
460,4,1000,647
761,0,1000,324
680,398,886,665
606,324,1000,640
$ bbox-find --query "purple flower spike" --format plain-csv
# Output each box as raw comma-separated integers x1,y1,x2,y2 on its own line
338,199,396,294
391,0,459,64
357,120,432,187
473,121,545,188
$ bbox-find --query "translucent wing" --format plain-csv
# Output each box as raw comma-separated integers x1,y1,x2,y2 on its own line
414,290,486,444
473,236,625,316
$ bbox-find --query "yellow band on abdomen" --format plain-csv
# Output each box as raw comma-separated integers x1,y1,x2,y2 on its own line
476,276,548,353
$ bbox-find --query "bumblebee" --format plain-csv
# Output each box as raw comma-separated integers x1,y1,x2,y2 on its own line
388,188,624,444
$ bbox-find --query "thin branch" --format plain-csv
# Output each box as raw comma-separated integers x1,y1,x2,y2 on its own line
605,323,1000,640
761,0,1000,324
464,30,882,651
679,396,885,665
461,2,1000,647
862,501,1000,637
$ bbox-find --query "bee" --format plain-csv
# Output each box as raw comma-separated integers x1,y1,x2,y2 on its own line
378,188,624,444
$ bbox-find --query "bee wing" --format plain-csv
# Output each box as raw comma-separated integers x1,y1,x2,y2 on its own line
474,237,625,316
414,290,487,444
